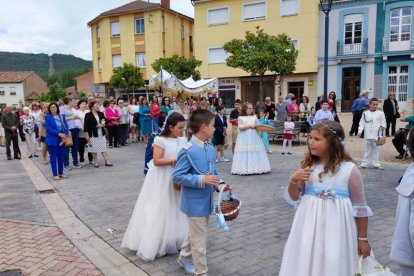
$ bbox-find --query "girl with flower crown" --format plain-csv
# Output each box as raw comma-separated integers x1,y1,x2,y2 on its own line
279,120,372,276
121,111,188,261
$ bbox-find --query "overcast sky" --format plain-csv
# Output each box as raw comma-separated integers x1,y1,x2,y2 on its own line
0,0,194,60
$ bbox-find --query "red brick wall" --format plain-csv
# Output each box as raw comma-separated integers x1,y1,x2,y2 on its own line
23,73,47,99
75,71,93,94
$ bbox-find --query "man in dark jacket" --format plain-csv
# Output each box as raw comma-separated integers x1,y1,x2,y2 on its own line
383,91,399,137
1,105,20,160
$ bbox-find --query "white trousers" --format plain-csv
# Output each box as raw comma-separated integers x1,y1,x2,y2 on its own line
362,139,380,166
25,132,37,157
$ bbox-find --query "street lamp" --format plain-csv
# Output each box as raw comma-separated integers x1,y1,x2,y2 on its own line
320,0,333,100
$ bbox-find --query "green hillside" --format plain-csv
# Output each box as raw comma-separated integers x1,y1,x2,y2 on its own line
0,51,92,78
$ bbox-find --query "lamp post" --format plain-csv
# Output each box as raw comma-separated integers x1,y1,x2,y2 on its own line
320,0,333,100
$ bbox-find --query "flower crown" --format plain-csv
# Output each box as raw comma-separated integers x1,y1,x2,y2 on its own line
315,121,346,146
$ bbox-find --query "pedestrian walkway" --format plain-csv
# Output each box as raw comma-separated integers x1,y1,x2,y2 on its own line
0,147,102,276
0,220,102,276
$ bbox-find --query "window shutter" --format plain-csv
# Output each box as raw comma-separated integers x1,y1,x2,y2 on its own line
244,2,266,20
208,8,229,25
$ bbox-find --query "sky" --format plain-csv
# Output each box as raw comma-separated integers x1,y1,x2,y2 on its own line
0,0,194,60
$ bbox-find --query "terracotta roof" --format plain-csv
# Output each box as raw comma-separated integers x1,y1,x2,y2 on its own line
100,1,159,17
87,0,193,26
0,71,35,83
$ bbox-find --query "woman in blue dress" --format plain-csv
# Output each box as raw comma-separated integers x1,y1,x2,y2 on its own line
139,98,152,144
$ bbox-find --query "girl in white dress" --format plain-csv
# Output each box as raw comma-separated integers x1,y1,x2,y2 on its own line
121,112,188,261
280,120,372,276
231,102,270,175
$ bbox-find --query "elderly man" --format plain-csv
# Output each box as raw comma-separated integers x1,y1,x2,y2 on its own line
275,96,289,121
350,90,369,136
264,97,276,120
1,105,20,160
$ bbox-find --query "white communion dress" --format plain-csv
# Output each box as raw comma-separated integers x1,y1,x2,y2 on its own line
121,136,188,261
231,116,271,175
279,161,373,276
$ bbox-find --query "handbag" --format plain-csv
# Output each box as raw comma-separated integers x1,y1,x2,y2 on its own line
65,132,73,147
356,253,396,276
395,112,400,119
376,127,386,146
59,115,73,147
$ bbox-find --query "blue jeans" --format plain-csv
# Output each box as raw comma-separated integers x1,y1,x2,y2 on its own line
64,128,80,166
48,145,65,176
152,118,159,132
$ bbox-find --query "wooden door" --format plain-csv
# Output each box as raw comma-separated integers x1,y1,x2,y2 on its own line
341,68,361,112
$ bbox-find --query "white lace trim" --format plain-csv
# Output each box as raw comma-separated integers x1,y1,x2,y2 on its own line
352,205,373,218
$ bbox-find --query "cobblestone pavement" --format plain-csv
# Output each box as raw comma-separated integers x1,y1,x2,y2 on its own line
30,130,409,275
0,220,102,276
0,147,102,276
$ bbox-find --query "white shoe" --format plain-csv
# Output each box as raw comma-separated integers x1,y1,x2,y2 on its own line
360,162,368,168
219,157,230,162
374,164,384,170
216,159,219,163
267,150,272,154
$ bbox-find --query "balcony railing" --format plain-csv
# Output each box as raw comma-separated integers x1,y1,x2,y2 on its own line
337,39,368,56
383,37,414,52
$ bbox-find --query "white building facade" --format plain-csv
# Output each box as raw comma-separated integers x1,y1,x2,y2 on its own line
0,83,24,107
317,0,377,112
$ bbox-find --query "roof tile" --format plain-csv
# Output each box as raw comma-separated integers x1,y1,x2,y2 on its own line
0,71,34,83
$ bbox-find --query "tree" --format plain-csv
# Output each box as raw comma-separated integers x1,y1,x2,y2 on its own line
224,27,298,102
109,63,145,99
77,91,88,99
152,55,202,81
36,82,67,102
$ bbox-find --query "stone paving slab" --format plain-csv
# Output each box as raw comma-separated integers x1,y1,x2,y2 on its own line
0,220,102,276
0,147,53,225
31,139,408,275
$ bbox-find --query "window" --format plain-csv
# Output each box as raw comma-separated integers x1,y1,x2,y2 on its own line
0,87,4,96
208,7,229,25
189,36,193,52
281,0,299,16
96,26,100,42
290,39,299,50
112,55,121,68
111,22,120,37
136,53,146,68
10,87,16,96
344,14,363,44
208,47,228,64
390,7,412,42
388,65,409,102
243,1,266,21
98,58,102,72
135,18,144,34
181,26,185,40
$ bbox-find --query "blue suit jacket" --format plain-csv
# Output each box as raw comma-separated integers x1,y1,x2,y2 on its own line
45,114,69,146
172,137,218,217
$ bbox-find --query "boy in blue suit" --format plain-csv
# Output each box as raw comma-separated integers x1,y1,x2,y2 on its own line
173,109,229,276
214,106,229,163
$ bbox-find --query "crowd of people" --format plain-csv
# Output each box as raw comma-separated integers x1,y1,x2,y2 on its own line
1,91,413,275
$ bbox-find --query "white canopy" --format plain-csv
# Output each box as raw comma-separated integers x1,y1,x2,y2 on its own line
149,69,218,96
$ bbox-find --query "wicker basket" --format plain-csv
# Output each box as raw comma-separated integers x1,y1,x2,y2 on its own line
256,124,275,133
216,189,241,221
376,127,386,146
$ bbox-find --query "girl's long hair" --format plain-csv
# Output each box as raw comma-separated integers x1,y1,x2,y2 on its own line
159,112,185,137
240,102,253,116
301,120,353,179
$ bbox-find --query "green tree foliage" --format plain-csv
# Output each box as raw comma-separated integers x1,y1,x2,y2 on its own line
37,82,67,102
0,51,91,77
152,55,203,81
224,27,298,101
109,63,145,97
77,91,88,99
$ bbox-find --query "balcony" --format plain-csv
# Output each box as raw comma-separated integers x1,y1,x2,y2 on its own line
337,39,368,56
383,37,413,52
